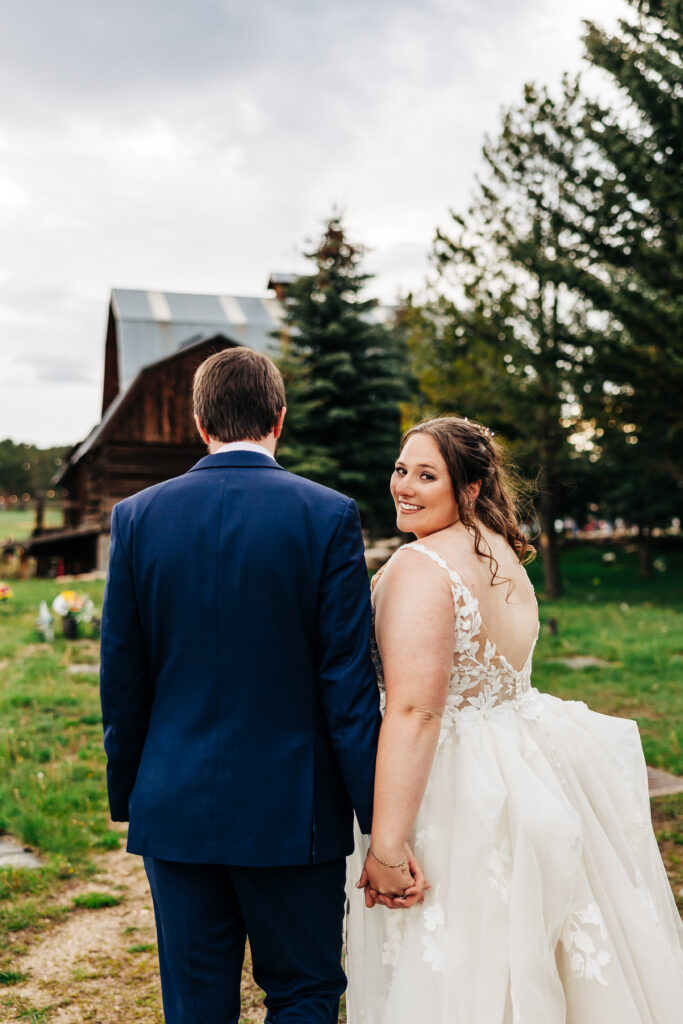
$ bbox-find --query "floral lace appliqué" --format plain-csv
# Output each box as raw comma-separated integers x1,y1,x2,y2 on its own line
371,544,538,738
420,888,446,974
486,837,512,905
423,899,445,932
422,933,445,974
381,910,406,968
634,870,659,924
560,902,611,986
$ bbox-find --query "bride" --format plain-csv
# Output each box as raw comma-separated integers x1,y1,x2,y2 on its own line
346,416,683,1023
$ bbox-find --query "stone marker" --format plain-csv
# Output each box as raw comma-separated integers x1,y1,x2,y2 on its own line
648,766,683,798
0,835,42,868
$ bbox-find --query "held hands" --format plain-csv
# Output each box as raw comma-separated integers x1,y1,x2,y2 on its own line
356,842,429,910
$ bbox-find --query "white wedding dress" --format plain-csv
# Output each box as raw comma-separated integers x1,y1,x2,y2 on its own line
345,543,683,1023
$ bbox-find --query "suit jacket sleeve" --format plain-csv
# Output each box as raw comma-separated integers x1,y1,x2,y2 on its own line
317,499,381,834
100,503,153,821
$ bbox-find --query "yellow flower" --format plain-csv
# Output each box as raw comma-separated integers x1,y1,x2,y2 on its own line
59,590,84,612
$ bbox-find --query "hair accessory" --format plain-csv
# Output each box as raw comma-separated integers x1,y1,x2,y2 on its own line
481,426,494,439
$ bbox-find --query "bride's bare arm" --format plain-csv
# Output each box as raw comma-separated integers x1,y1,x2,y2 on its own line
363,552,454,901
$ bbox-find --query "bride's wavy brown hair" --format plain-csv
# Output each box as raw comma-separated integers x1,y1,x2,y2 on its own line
401,416,535,587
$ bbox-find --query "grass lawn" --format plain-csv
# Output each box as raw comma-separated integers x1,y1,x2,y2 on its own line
527,543,683,914
0,544,681,971
0,508,64,544
527,543,682,776
0,577,110,950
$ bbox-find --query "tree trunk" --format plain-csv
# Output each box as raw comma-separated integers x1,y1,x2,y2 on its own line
538,486,562,600
34,493,45,536
637,527,652,581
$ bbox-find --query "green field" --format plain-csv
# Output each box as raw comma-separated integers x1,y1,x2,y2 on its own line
527,544,683,775
528,544,683,918
0,545,681,957
0,577,109,945
0,507,64,544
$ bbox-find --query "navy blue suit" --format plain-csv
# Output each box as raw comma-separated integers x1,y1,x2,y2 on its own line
100,450,381,1023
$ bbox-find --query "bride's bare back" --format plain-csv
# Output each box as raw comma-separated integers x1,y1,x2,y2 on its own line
372,522,538,724
418,521,538,673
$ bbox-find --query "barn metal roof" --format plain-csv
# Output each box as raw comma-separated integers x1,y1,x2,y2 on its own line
57,284,396,483
55,333,235,481
111,288,284,395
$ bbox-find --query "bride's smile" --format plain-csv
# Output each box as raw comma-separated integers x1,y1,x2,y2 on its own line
391,433,462,538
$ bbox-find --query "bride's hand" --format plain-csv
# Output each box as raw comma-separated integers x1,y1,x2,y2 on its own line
356,842,429,909
374,843,429,909
356,857,408,908
400,843,430,903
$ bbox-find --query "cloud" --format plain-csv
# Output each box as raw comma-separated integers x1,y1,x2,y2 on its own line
14,351,99,386
0,0,629,446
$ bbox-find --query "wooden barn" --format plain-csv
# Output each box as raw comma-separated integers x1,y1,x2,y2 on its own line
25,287,284,575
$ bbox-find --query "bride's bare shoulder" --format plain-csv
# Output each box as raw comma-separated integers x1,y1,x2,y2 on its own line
373,546,457,650
398,527,475,576
373,543,452,605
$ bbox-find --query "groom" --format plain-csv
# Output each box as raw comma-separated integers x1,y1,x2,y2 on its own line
100,346,382,1023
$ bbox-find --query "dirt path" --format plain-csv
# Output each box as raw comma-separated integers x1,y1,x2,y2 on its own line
3,790,680,1023
1,845,266,1024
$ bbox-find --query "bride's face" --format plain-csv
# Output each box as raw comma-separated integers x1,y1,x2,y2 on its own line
391,433,459,538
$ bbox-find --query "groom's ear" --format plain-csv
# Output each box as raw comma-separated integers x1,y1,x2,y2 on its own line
194,414,211,446
273,406,287,440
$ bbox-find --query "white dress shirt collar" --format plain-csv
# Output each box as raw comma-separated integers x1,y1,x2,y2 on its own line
214,441,276,462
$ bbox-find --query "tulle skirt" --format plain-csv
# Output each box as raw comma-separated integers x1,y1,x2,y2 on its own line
345,690,683,1023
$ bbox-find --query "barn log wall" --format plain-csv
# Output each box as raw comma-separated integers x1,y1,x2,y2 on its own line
64,441,206,528
62,341,227,533
116,352,203,444
45,338,232,573
100,442,206,522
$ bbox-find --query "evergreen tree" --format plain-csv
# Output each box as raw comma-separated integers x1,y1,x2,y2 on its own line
277,216,410,535
547,0,683,568
0,440,68,498
417,82,602,598
408,0,682,585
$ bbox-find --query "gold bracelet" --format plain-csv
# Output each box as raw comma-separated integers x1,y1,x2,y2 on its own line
369,845,409,873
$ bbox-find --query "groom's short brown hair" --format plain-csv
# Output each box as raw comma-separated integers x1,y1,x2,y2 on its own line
193,347,286,443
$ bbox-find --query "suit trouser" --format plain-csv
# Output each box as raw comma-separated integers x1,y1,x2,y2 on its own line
144,856,347,1024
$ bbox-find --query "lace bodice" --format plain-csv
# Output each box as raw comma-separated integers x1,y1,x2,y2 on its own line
371,542,538,725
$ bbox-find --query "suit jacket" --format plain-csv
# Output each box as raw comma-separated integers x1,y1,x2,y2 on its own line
100,450,381,866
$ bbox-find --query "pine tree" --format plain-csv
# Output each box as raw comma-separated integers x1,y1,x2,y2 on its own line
416,82,602,598
408,0,682,585
0,440,68,498
547,0,683,568
277,216,410,535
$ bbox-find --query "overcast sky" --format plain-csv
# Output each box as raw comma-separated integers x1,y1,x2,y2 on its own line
1,0,628,448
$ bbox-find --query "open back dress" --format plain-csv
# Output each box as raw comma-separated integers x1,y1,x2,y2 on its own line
345,542,683,1023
